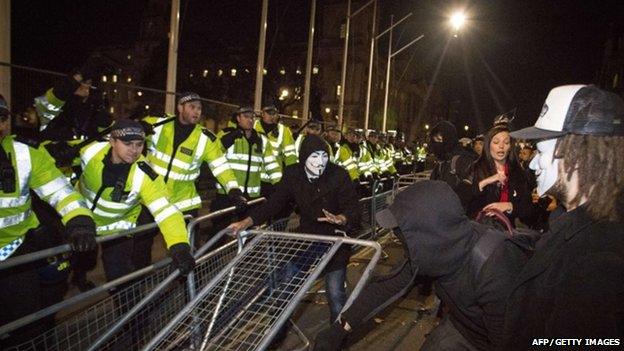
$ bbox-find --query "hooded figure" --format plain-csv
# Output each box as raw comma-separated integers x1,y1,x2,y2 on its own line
313,180,537,351
232,134,361,323
429,121,477,209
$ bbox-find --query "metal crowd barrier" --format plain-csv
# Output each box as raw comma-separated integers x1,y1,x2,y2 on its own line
0,215,189,272
142,229,382,351
1,199,267,351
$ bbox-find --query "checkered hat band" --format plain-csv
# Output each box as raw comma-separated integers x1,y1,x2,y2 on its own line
0,237,24,261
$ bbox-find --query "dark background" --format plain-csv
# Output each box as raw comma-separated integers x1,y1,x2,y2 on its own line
11,0,624,132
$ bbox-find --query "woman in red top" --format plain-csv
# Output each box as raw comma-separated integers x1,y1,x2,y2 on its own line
469,124,534,225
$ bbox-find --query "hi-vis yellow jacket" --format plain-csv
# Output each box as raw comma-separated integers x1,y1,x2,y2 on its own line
143,116,239,212
76,142,188,248
253,120,298,167
216,128,281,198
0,136,92,260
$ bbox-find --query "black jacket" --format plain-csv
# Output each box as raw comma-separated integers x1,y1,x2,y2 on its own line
501,206,624,350
430,146,477,210
249,157,360,271
468,164,534,225
392,181,533,350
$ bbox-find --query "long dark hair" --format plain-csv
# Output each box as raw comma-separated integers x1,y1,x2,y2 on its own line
473,125,521,183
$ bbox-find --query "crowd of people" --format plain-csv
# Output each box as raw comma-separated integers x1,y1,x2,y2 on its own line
0,67,420,348
0,64,622,351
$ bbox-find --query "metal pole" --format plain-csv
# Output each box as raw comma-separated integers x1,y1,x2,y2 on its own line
254,0,269,111
0,0,11,106
165,0,180,114
302,0,317,121
364,0,376,130
390,34,425,58
382,15,393,132
337,0,351,129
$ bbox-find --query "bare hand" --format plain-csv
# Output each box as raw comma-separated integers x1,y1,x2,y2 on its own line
227,217,253,235
483,202,513,214
317,209,347,225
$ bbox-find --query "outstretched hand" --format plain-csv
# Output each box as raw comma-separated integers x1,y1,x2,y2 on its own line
317,209,347,225
228,217,253,235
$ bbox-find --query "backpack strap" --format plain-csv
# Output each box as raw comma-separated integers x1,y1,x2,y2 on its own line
471,225,507,281
475,209,514,237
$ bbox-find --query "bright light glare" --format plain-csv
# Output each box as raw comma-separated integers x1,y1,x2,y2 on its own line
279,89,290,100
450,12,466,31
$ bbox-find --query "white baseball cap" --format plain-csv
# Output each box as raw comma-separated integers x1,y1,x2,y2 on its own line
511,84,624,140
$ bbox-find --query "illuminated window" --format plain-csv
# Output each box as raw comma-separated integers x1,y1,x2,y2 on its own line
263,68,268,75
296,68,302,75
279,68,286,75
101,75,107,83
137,91,143,96
127,76,132,83
203,69,209,77
145,105,150,110
336,85,342,97
109,106,115,114
312,66,319,75
217,69,223,77
127,54,132,60
231,68,237,77
112,75,118,83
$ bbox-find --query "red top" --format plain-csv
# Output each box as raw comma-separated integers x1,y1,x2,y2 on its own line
499,163,510,202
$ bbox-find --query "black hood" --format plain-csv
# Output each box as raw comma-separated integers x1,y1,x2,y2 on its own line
390,180,476,277
430,121,459,160
299,134,329,164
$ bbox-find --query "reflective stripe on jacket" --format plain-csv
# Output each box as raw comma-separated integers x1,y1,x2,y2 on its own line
216,130,281,198
77,142,188,248
0,136,92,257
144,116,238,212
254,120,298,167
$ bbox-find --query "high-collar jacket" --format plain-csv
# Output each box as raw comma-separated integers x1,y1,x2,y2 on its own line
500,205,624,350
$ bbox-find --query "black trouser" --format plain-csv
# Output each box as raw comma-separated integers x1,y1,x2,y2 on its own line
0,229,60,349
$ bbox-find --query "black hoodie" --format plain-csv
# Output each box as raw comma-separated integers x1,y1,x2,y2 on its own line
249,135,361,271
389,181,530,350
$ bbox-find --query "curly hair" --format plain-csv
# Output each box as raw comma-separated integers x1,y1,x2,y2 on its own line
555,134,624,221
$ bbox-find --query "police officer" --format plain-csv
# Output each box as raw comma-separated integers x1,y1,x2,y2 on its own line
323,124,342,161
212,106,282,232
75,119,194,282
254,104,296,203
335,128,360,182
0,95,97,346
254,105,297,168
294,120,322,157
34,64,111,141
142,92,243,215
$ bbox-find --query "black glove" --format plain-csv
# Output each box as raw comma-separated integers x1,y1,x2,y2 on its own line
228,188,248,213
45,141,79,167
139,120,155,136
312,320,348,351
53,74,82,101
169,243,196,276
220,129,244,149
65,216,97,252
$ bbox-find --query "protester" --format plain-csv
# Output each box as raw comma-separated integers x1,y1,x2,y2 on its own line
312,181,538,351
502,84,624,349
469,124,533,225
229,134,360,324
429,120,477,209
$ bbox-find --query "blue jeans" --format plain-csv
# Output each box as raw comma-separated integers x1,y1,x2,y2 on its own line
325,266,347,323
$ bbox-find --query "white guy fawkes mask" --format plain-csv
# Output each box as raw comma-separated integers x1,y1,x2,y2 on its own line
530,138,560,196
305,150,329,179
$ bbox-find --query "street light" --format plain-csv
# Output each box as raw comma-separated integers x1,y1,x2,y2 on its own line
450,11,466,31
464,125,469,131
425,124,430,130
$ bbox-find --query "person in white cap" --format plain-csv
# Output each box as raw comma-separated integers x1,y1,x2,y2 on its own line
502,85,624,349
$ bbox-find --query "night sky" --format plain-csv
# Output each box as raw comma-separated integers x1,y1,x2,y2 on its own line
10,0,624,133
